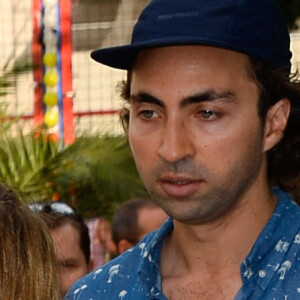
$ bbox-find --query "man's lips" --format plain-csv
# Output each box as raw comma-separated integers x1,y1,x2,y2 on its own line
159,176,202,198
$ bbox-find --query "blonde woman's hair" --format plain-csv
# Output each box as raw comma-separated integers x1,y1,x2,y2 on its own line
0,185,60,300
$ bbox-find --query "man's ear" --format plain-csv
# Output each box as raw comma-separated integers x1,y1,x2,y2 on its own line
263,98,290,152
118,239,134,255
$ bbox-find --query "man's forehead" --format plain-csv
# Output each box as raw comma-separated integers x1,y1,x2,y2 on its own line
132,45,252,77
51,223,80,245
130,46,255,95
136,45,248,62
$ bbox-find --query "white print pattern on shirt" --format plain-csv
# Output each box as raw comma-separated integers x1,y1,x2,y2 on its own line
294,233,300,244
267,263,280,271
277,261,292,280
275,240,289,252
107,264,120,283
243,267,253,279
73,284,87,295
139,242,149,258
119,290,127,299
92,268,103,280
150,286,160,297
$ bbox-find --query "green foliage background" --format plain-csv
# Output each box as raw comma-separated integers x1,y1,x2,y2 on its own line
0,126,147,219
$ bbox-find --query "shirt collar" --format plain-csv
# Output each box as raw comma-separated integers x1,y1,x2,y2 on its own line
136,189,300,295
137,217,173,297
241,188,300,291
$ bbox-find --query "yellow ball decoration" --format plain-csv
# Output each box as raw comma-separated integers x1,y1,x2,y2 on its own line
44,71,58,87
44,110,59,127
43,52,57,67
43,92,58,106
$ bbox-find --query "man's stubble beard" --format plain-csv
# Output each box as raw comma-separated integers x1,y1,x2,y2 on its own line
135,129,265,225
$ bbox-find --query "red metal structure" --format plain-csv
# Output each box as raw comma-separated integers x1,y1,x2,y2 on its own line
31,0,75,145
31,0,44,128
59,0,75,145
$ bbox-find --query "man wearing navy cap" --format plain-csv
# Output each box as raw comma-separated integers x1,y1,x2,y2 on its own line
66,0,300,299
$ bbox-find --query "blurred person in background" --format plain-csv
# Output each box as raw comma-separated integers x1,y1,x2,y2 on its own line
30,201,93,298
86,216,117,269
112,198,168,254
0,184,60,300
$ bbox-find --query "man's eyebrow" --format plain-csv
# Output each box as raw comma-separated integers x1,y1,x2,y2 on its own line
129,90,234,109
180,89,235,108
130,93,165,108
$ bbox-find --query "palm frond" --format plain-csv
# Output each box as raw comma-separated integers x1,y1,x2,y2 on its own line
0,129,146,218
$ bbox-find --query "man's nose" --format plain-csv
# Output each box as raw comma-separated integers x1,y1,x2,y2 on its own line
158,119,196,163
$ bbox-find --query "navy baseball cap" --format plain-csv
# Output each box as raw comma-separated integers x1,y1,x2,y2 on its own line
91,0,292,72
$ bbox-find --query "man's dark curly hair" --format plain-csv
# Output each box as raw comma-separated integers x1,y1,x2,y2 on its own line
119,58,300,193
248,59,300,192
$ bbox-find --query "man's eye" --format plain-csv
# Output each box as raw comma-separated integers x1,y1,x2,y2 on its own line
198,109,218,120
139,110,157,119
61,262,75,269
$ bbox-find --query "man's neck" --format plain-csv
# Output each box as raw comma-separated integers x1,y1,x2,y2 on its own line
161,185,277,276
159,184,277,300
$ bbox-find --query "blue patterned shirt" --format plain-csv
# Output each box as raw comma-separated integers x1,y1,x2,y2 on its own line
66,189,300,299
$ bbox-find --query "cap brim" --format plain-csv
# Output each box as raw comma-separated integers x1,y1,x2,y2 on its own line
90,37,251,70
91,36,291,72
91,44,138,70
